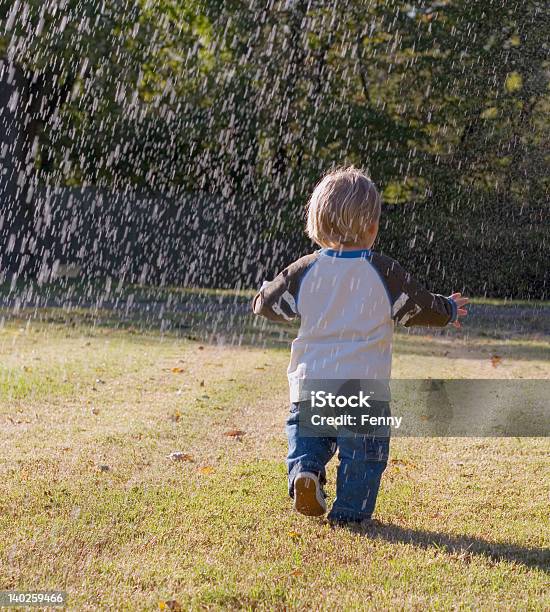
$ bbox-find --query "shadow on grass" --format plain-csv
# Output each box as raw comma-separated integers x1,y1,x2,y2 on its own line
343,521,549,572
1,281,548,350
393,336,550,362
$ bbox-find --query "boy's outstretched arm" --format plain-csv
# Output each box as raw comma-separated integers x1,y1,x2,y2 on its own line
370,253,469,328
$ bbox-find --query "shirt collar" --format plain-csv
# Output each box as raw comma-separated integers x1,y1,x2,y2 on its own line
320,248,372,259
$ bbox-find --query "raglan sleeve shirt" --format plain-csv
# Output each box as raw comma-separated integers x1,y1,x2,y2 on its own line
252,251,457,328
252,253,319,323
370,252,457,327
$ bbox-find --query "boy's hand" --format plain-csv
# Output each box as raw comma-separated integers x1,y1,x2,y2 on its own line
449,293,469,328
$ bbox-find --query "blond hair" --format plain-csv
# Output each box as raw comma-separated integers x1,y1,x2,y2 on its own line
306,167,381,248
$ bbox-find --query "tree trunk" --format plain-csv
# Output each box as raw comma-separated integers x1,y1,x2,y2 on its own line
0,59,36,280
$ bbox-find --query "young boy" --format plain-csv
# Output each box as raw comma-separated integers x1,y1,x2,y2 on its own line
252,167,468,525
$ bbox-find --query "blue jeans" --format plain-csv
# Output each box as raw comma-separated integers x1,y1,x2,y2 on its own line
286,402,389,522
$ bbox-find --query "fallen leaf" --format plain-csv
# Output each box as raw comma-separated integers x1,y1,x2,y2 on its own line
491,355,502,367
168,452,194,462
274,566,304,581
159,601,181,611
70,507,81,520
169,410,182,422
390,458,417,468
171,367,184,374
224,429,246,438
199,466,215,475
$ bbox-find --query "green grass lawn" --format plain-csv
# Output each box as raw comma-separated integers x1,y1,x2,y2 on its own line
0,318,548,610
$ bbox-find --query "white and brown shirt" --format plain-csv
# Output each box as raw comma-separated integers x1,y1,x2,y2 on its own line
252,248,457,402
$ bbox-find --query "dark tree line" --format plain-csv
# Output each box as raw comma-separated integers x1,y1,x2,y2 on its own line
0,1,548,297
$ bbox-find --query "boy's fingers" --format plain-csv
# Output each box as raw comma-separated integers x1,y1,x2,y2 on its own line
450,293,469,309
450,293,468,327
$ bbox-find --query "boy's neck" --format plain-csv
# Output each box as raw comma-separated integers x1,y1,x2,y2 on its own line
335,243,373,251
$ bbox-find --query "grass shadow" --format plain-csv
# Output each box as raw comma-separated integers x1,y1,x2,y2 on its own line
1,281,548,350
394,336,550,362
345,521,549,572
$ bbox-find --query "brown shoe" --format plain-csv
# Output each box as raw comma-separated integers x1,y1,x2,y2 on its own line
293,472,327,516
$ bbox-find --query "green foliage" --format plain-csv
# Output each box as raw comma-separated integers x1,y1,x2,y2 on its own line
0,0,548,296
2,0,545,193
